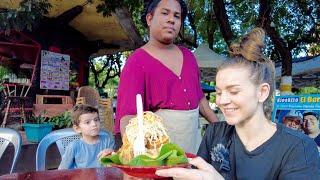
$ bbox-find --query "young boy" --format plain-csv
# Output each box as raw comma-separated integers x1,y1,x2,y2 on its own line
58,104,115,169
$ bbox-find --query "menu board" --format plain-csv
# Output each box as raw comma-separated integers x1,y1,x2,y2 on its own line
40,50,70,90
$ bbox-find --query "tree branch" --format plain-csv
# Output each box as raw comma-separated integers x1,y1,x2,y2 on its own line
212,0,234,46
97,58,110,74
257,0,292,76
100,54,121,88
89,59,100,87
187,11,197,47
287,28,318,50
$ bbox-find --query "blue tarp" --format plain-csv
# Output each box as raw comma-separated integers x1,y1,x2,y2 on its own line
201,83,215,93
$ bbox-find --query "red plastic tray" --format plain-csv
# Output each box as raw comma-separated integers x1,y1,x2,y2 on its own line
112,153,196,179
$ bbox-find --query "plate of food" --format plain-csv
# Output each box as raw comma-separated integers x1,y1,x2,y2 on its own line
100,111,197,179
110,152,196,179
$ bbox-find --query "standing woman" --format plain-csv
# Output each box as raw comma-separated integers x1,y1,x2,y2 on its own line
156,28,320,179
114,0,218,154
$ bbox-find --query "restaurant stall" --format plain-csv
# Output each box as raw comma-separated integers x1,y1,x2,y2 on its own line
193,44,226,82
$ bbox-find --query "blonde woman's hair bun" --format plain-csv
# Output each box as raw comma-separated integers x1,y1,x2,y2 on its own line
231,27,266,62
229,44,241,56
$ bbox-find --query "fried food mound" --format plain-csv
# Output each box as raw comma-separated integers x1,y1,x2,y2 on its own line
118,111,169,164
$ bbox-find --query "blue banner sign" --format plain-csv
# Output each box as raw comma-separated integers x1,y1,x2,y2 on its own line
273,94,320,125
273,94,320,151
274,95,320,111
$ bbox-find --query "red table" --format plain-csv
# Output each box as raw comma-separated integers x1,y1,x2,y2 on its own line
0,167,124,180
0,167,167,180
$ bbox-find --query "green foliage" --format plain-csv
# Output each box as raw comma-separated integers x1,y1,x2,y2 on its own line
1,0,318,60
297,87,320,94
96,0,142,17
1,0,318,87
47,111,72,129
0,66,11,91
95,0,147,40
0,66,11,80
270,0,319,59
89,53,123,97
0,0,51,32
186,0,319,59
309,43,320,56
100,143,188,167
30,111,48,124
130,3,148,40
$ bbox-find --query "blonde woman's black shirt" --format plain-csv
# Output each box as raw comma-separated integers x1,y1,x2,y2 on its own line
197,122,320,180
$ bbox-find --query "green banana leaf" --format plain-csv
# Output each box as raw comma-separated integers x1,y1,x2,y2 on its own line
165,150,188,166
160,143,188,165
100,153,121,166
128,155,164,166
159,143,186,156
128,149,173,166
100,143,188,167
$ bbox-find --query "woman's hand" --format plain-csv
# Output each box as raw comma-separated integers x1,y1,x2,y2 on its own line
155,157,224,180
97,148,114,159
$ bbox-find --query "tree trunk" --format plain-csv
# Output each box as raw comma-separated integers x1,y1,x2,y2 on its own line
207,11,215,50
257,0,292,76
207,27,214,50
187,12,197,47
212,0,234,46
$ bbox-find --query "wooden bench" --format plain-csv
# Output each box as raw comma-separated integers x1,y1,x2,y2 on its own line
33,95,73,118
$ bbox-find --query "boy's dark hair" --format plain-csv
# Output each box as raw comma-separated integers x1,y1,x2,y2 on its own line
141,0,188,27
303,112,319,121
71,104,98,126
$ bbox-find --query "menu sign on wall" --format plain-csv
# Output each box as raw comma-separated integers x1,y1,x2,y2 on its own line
40,50,70,90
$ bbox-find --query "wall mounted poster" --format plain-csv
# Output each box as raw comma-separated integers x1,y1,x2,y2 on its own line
273,94,320,150
40,50,70,90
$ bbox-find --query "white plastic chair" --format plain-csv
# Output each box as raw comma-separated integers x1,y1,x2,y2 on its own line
0,127,22,173
35,128,110,171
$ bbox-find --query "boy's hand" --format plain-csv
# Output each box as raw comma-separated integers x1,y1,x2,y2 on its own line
97,148,114,159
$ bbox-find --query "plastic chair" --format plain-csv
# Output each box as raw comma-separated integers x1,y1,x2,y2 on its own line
35,128,111,171
0,127,22,173
76,86,100,108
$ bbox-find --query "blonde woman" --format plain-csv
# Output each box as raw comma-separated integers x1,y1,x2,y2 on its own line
156,28,319,179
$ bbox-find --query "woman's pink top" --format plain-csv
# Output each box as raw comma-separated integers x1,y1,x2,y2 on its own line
114,46,204,133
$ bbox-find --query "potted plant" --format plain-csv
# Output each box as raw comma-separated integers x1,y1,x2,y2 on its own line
47,111,72,130
0,66,10,116
22,111,54,143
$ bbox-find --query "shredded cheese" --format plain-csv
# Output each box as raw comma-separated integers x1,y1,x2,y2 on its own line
124,111,170,158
